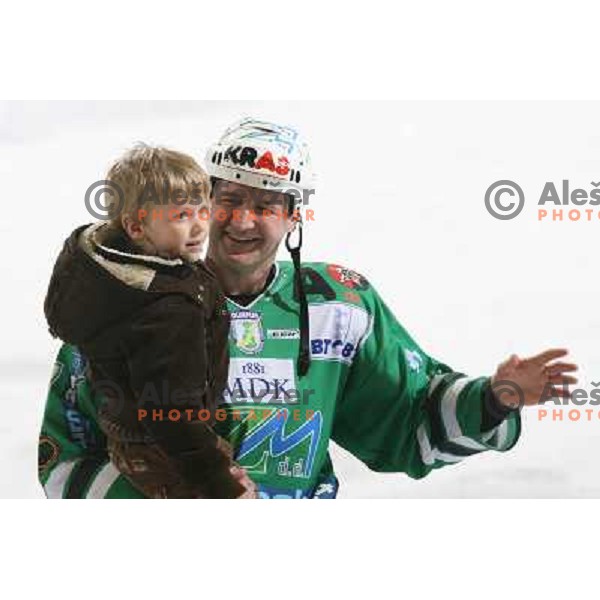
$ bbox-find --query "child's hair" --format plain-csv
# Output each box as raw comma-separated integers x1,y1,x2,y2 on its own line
107,144,209,230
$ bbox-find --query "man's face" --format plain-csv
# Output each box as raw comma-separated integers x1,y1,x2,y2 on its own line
208,180,295,273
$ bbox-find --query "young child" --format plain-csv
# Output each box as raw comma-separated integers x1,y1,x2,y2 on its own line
44,145,252,498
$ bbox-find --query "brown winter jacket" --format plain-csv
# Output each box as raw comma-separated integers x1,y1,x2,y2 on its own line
44,222,244,498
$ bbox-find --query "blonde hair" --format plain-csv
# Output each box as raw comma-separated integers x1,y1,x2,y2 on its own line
106,144,209,230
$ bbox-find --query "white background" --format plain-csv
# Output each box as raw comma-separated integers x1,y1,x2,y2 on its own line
1,100,599,498
2,2,599,597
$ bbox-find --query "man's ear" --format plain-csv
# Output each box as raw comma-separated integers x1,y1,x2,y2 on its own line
121,214,145,240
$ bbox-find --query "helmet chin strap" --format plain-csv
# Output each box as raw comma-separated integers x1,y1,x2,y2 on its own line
285,217,310,377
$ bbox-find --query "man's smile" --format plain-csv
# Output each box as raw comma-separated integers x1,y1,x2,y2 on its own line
222,232,262,254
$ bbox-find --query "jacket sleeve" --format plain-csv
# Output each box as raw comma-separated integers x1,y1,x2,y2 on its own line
121,295,243,498
38,344,145,498
331,286,521,479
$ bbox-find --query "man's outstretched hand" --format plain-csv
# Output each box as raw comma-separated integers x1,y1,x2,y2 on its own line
491,348,578,409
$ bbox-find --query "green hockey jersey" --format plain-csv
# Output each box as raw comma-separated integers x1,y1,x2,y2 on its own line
38,261,521,498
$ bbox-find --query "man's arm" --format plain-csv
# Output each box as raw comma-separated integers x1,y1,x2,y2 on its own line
38,344,145,498
331,284,522,479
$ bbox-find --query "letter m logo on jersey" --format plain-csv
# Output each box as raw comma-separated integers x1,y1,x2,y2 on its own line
235,409,323,479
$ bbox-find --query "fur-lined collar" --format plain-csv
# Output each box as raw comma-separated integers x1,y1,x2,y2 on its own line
78,222,188,291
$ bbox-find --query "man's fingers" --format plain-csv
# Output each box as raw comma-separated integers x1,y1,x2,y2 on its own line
548,375,578,385
497,354,519,371
540,385,572,400
545,362,578,376
528,348,569,366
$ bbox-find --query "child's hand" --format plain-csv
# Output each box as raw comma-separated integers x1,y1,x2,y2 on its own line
230,465,258,499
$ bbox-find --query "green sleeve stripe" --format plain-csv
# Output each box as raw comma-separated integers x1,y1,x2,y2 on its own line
65,456,107,498
416,425,465,466
44,460,79,498
428,374,489,446
428,372,465,402
478,415,521,452
439,376,479,439
425,373,521,458
426,381,483,458
85,461,122,498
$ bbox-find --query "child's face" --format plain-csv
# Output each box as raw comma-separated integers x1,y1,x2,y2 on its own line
138,201,209,262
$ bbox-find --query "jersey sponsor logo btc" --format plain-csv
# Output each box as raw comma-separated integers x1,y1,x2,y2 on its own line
308,302,372,364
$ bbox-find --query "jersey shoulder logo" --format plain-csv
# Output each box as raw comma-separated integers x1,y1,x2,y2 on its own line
326,264,370,291
405,349,424,373
38,435,60,475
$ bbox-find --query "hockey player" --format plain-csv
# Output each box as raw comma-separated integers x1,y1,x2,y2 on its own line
38,118,578,498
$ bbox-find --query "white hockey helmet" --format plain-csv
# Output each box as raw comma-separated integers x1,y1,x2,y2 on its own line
205,117,315,203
